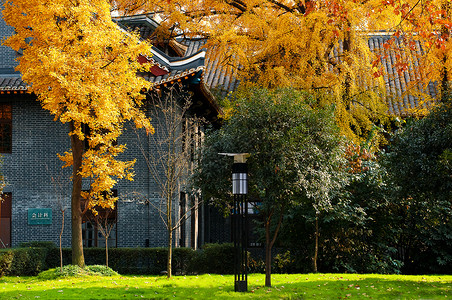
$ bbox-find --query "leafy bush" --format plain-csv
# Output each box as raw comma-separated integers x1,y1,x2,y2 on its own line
0,250,13,277
172,247,197,274
273,251,296,274
248,256,265,274
45,248,71,268
0,247,49,276
190,243,235,274
85,265,118,276
38,265,118,280
45,247,197,275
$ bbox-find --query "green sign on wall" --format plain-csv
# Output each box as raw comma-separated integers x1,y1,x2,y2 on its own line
28,208,52,225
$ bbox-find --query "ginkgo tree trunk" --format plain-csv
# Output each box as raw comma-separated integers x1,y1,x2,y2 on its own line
2,0,154,267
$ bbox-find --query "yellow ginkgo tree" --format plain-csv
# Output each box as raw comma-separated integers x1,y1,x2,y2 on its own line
113,0,389,144
2,0,154,267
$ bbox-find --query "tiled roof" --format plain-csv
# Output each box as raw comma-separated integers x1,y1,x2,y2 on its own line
182,34,439,116
367,34,437,116
140,66,205,88
0,15,439,117
114,14,160,39
184,39,241,99
0,44,207,93
0,75,29,94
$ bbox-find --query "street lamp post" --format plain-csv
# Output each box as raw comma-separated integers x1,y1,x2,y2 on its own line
219,153,249,292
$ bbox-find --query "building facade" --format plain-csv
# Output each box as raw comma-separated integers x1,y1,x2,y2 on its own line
0,12,226,249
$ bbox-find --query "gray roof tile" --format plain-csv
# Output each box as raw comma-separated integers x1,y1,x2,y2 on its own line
0,30,439,117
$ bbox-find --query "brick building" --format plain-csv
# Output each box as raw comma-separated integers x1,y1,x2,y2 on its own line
0,12,229,249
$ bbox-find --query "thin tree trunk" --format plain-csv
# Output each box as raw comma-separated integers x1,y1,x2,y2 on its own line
264,207,285,287
264,220,272,287
105,235,109,268
70,122,85,267
167,193,173,278
313,216,319,273
167,229,172,278
59,209,65,272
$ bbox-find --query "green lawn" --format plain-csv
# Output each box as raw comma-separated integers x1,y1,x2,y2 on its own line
1,273,451,299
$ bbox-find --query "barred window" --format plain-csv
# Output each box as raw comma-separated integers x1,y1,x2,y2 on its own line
0,104,12,153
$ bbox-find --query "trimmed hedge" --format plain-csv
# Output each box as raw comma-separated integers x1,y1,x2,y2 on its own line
189,243,235,274
0,243,242,276
45,247,197,275
0,250,13,277
0,247,50,276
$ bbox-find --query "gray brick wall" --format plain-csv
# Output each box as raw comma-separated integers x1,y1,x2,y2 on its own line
0,93,195,248
2,94,72,247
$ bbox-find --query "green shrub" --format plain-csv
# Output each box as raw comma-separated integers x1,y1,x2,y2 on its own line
85,265,118,276
248,256,265,274
172,247,197,274
8,247,49,276
273,250,295,274
190,243,235,274
0,250,13,277
56,265,84,277
4,245,201,276
45,248,71,268
44,247,197,275
108,247,166,274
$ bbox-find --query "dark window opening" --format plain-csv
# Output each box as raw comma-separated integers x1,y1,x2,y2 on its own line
179,192,186,247
0,104,12,153
81,190,118,248
0,193,12,248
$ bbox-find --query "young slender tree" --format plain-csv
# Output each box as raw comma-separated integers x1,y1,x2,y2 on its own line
49,170,70,272
84,203,116,268
2,0,154,267
134,85,201,278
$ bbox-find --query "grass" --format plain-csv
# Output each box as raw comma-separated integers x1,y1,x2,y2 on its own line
0,273,451,299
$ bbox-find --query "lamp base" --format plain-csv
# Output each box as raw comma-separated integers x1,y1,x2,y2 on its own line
235,280,247,292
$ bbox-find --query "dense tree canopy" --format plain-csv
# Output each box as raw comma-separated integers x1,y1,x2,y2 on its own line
3,0,153,266
383,101,452,273
193,88,347,286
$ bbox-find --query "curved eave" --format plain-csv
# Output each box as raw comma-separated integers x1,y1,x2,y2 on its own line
141,66,205,90
0,76,30,94
199,80,222,117
0,89,28,94
140,48,206,74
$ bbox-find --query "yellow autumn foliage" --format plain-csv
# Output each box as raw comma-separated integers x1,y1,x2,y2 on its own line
113,0,390,143
2,0,154,209
366,0,452,109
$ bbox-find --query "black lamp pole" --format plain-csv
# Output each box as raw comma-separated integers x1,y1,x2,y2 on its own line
220,153,249,292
